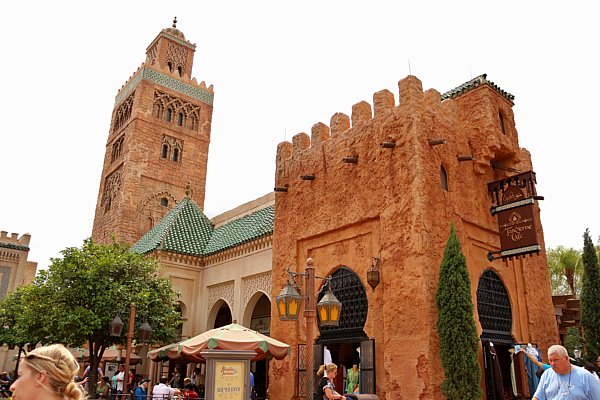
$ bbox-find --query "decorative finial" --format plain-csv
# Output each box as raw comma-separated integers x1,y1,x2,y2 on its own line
172,17,177,28
185,182,191,197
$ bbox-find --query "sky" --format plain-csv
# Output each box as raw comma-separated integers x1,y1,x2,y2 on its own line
1,1,598,270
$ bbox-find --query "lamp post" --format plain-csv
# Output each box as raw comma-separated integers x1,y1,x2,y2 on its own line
276,258,342,400
110,303,153,396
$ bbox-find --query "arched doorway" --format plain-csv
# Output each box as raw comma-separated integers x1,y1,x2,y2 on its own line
246,293,271,400
476,269,514,400
209,300,233,329
315,267,374,395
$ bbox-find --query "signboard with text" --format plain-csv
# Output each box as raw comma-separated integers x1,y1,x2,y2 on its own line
488,171,542,260
214,360,245,400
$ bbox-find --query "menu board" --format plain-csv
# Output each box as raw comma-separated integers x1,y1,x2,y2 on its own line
214,360,245,400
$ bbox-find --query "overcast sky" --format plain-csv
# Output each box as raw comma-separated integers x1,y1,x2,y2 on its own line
1,1,598,269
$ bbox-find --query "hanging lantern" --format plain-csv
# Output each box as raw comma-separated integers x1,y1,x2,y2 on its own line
317,288,342,327
276,281,302,320
138,320,153,342
367,257,381,290
109,313,124,337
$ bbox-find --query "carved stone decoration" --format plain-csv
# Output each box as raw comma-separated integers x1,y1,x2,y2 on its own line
166,42,188,74
112,92,135,133
153,90,201,131
136,190,178,236
207,281,235,318
102,169,123,212
146,45,157,65
0,266,12,298
242,272,272,306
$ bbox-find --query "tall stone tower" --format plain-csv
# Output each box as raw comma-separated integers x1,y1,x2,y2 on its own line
92,19,214,245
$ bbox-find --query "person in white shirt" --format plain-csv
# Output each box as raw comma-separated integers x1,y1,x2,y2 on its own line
533,345,600,400
152,376,181,399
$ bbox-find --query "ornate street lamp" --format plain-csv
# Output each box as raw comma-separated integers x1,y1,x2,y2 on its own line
109,304,153,395
277,258,342,400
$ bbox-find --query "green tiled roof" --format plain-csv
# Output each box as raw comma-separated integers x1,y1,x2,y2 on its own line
130,197,213,256
441,74,515,102
0,242,29,251
131,199,274,257
204,205,274,255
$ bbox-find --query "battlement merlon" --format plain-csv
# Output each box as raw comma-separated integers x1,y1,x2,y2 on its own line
0,231,31,249
275,75,429,164
275,74,524,180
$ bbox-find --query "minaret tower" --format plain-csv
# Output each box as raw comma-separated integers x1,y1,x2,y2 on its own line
92,18,214,245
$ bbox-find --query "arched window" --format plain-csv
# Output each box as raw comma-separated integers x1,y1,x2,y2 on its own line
162,144,169,159
177,113,184,127
173,148,179,162
167,62,173,73
160,197,169,207
499,112,506,135
177,66,183,77
166,108,172,123
440,166,449,191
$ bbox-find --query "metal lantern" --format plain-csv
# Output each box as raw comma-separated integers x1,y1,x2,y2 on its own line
317,288,342,327
109,313,124,337
138,320,153,342
276,281,302,320
367,257,381,290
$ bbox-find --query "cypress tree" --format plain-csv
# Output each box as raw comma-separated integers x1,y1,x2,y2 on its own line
436,226,482,400
581,229,600,360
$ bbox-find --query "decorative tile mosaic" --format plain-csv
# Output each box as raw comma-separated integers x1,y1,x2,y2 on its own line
144,69,213,105
0,266,11,299
114,67,213,106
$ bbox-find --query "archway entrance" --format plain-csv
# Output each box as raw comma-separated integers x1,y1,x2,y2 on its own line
314,267,374,395
477,269,514,400
213,301,232,329
248,294,270,400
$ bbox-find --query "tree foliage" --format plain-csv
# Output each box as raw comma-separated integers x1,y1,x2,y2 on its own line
16,238,181,393
546,246,582,296
436,226,482,400
581,229,600,361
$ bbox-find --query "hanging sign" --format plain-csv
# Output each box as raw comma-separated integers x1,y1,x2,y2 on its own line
487,171,543,260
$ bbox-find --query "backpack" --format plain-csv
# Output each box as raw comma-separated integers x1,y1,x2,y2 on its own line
315,376,328,399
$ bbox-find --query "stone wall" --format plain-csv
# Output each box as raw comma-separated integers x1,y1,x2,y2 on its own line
270,75,557,400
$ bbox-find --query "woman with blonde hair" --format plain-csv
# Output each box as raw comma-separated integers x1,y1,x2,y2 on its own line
322,363,346,400
10,343,84,400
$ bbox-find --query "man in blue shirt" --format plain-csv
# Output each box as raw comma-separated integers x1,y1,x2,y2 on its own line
249,371,254,400
133,379,149,400
533,345,600,400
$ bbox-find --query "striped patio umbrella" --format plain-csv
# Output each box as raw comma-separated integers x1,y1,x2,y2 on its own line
148,323,289,362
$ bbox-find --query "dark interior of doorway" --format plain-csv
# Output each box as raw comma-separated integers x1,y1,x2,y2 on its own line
251,358,268,400
323,341,361,395
482,341,517,400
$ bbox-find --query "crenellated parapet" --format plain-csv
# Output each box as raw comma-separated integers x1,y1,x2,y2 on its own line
0,231,31,251
275,74,524,192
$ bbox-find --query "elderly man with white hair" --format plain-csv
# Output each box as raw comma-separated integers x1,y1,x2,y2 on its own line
533,344,600,400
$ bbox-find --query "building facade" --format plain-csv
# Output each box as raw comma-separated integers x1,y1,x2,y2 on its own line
269,75,558,399
0,231,38,371
92,21,558,400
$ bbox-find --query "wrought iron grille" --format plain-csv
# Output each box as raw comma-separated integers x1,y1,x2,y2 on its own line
476,269,512,339
317,267,368,343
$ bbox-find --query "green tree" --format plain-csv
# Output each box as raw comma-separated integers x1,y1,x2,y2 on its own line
581,229,600,361
0,285,47,375
28,238,181,394
436,226,482,400
546,246,582,296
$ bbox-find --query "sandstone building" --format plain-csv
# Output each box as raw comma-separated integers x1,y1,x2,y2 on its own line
91,20,558,400
0,231,38,370
269,75,558,399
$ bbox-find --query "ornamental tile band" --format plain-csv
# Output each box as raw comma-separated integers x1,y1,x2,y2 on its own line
115,67,214,106
0,266,11,299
